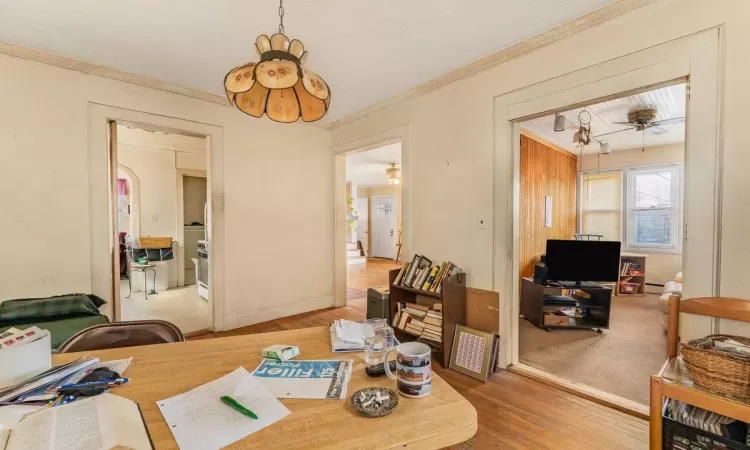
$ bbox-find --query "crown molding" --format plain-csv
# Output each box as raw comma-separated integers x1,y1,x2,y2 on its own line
328,0,659,130
0,41,230,107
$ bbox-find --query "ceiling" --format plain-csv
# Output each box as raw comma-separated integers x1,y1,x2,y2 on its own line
346,143,401,187
0,0,614,123
521,83,687,154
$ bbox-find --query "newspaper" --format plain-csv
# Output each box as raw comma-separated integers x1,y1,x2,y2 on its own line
251,359,353,400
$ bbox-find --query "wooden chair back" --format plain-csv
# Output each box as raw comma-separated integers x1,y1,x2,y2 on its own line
667,296,750,358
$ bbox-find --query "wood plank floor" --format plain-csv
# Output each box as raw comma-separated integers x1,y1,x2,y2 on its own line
191,259,649,449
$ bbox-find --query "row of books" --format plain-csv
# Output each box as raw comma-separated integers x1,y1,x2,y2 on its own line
393,254,462,294
620,260,643,276
392,301,443,344
663,398,748,444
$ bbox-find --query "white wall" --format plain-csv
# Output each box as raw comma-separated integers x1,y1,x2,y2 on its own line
118,144,178,237
183,176,207,225
0,52,332,329
581,143,684,286
331,0,750,303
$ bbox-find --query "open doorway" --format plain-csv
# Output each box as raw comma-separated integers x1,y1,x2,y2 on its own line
343,143,403,311
515,82,687,408
114,124,211,334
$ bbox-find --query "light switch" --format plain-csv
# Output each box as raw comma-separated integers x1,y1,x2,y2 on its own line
151,214,159,222
478,216,487,229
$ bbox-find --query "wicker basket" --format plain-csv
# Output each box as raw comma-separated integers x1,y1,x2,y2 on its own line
681,334,750,398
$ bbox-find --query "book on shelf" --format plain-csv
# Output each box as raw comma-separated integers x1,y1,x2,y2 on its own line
393,263,409,285
398,311,411,330
392,311,402,328
573,290,591,299
405,303,429,312
394,254,462,294
405,324,424,335
408,318,427,329
662,398,745,442
420,332,442,343
405,307,427,318
423,316,442,327
423,323,442,334
432,302,442,312
425,310,442,320
422,265,440,291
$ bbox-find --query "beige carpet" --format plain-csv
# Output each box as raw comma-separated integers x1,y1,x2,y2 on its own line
519,293,666,406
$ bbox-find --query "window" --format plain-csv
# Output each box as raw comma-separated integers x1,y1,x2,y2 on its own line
580,171,622,241
627,166,681,249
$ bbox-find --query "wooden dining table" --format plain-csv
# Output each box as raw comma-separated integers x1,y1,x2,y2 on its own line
53,326,477,449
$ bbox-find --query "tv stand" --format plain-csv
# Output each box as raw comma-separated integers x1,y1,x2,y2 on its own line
555,280,603,288
520,278,611,332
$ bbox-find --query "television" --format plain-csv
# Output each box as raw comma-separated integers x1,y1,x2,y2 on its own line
544,239,621,285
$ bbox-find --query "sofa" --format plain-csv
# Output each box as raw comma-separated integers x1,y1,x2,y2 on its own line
0,294,110,351
658,272,683,331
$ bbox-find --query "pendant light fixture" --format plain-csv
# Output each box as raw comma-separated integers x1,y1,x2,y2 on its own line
386,163,401,185
223,0,331,123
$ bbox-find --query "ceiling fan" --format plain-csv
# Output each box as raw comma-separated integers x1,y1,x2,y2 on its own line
594,108,685,139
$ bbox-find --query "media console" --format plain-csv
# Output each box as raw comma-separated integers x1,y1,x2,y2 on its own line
520,277,612,332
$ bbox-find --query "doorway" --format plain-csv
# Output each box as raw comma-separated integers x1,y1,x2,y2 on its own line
111,123,212,335
339,141,403,311
492,29,721,415
515,81,687,408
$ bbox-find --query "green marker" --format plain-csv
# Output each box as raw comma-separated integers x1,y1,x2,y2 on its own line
220,395,258,419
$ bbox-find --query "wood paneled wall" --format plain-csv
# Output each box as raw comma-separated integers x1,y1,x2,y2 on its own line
519,131,578,283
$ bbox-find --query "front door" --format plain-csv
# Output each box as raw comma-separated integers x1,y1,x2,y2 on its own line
370,195,397,259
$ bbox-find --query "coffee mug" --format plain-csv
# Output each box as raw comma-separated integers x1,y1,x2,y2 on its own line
384,341,432,397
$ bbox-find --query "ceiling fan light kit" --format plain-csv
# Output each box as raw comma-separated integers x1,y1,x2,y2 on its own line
386,163,401,185
224,0,331,123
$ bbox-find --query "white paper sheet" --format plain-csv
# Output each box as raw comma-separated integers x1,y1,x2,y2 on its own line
334,320,374,346
0,405,42,428
157,367,290,450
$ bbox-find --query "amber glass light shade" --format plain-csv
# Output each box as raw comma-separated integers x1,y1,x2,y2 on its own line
224,33,330,123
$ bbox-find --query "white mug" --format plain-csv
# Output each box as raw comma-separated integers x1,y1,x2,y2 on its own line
384,341,432,397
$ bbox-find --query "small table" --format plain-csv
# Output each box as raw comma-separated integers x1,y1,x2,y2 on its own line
53,326,477,449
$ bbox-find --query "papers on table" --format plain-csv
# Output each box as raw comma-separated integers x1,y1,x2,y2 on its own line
0,358,99,403
330,319,375,352
251,359,353,400
157,367,290,450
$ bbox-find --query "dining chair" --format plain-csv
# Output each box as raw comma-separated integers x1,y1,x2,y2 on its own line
56,320,185,353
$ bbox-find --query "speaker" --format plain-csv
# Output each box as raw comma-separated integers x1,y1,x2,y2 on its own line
533,264,548,285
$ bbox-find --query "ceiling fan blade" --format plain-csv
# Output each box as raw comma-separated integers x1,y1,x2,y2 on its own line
594,127,637,138
650,117,685,126
611,122,635,126
646,126,668,136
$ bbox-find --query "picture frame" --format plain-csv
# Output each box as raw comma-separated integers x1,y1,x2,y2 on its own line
448,325,496,382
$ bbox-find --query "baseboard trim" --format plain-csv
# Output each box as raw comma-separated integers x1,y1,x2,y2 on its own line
509,363,650,419
223,294,334,330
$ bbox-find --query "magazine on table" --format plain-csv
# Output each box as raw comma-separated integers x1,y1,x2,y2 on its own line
251,359,353,400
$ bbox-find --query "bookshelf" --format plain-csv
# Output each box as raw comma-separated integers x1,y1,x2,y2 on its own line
388,268,467,368
618,252,647,297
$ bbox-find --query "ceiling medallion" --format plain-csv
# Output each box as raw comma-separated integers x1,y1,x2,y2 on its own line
223,0,331,123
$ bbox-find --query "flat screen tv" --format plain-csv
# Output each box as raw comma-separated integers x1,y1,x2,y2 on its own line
545,239,621,284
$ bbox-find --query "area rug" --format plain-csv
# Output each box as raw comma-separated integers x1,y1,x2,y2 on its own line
347,287,367,300
518,293,666,406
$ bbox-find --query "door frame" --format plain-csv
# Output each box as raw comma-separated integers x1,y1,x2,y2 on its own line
331,124,411,307
370,194,398,259
89,104,226,331
495,28,724,371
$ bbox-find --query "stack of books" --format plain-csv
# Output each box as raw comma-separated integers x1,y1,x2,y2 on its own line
620,260,643,276
392,254,462,294
392,302,443,345
663,398,748,444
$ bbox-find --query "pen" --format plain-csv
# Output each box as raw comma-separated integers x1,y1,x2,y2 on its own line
48,378,129,392
220,395,258,419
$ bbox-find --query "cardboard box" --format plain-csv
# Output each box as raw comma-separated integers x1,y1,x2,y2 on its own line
543,314,570,326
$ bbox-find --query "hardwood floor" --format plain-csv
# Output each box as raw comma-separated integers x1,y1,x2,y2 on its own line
191,263,650,449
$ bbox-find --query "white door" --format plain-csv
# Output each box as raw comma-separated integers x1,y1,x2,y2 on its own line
356,197,369,256
370,195,397,259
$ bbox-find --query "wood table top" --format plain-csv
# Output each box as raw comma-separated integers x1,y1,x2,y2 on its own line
53,326,477,449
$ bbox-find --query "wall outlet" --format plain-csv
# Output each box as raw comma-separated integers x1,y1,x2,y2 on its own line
151,214,159,222
477,216,487,229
